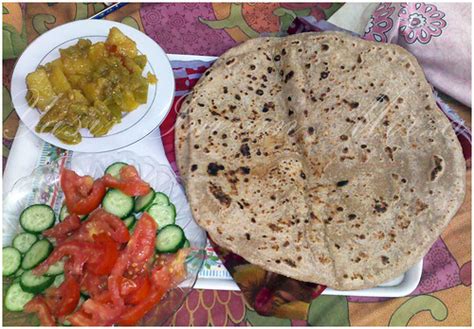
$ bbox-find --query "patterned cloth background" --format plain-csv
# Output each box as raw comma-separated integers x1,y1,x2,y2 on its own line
2,2,471,326
362,3,471,107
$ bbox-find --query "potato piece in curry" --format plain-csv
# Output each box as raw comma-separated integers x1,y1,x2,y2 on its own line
26,27,157,145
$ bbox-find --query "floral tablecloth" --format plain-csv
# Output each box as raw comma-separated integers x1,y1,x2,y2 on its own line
3,3,471,326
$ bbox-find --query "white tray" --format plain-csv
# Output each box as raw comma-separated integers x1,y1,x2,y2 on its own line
3,54,422,298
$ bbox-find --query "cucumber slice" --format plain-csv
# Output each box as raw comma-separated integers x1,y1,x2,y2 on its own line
13,232,38,254
170,203,177,216
4,283,34,312
14,268,25,278
102,189,134,218
20,204,55,234
155,224,186,253
123,215,136,229
183,239,190,248
3,247,22,276
44,259,65,276
59,203,69,222
105,162,128,178
20,270,55,294
129,220,137,234
59,204,87,222
146,204,176,229
21,239,53,270
149,192,170,207
134,189,155,213
53,274,65,288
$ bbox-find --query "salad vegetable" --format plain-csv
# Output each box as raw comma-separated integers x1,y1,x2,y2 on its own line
3,163,190,326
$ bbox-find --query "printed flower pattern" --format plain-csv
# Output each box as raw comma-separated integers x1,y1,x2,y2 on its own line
398,3,447,44
363,3,395,42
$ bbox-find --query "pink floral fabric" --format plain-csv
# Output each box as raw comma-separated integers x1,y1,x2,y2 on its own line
363,2,471,107
398,3,447,44
364,3,394,42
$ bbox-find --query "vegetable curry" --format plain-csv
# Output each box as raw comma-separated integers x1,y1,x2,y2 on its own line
26,27,157,144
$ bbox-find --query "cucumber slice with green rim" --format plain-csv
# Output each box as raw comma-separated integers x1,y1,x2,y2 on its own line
3,247,22,276
170,203,177,216
183,239,190,248
102,189,134,218
21,239,53,270
20,204,55,234
59,203,69,221
155,224,186,253
134,189,155,213
53,274,65,287
146,204,176,230
44,259,65,277
13,232,38,254
14,268,25,278
123,215,136,229
4,282,34,312
148,192,170,207
20,270,55,294
105,162,128,178
129,220,137,234
59,204,87,222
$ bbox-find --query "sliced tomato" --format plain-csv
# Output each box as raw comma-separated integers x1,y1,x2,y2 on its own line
126,213,157,266
80,272,108,298
152,249,188,288
108,213,157,307
84,209,130,244
61,169,106,215
94,290,113,304
67,308,96,326
43,214,81,241
103,165,150,196
108,253,129,307
86,233,119,275
24,296,56,326
125,274,151,305
33,240,100,276
119,277,139,297
117,284,168,326
78,299,124,326
44,275,81,317
150,263,172,289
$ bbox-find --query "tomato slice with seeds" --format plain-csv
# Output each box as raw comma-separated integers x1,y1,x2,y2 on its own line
108,213,157,307
125,274,151,305
80,272,108,299
61,169,106,215
84,209,130,244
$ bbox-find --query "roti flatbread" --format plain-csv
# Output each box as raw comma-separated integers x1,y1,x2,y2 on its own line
175,32,466,290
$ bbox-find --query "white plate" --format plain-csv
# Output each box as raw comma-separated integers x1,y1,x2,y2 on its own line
11,20,175,153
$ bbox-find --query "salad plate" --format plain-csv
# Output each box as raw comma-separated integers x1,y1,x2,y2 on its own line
3,151,206,326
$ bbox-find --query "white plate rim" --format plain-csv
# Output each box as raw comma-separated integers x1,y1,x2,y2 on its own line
11,19,175,153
